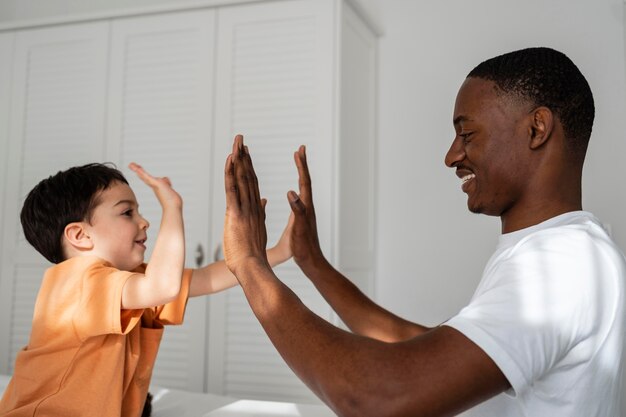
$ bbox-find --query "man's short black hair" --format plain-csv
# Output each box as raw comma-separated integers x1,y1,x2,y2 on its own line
20,163,128,264
468,47,595,153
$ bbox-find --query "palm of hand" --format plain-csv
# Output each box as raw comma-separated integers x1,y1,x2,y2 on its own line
223,210,268,273
129,162,182,209
151,177,183,209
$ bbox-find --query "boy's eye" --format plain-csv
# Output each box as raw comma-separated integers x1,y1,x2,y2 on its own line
122,209,133,216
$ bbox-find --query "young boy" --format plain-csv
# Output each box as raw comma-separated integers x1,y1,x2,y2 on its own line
0,162,292,416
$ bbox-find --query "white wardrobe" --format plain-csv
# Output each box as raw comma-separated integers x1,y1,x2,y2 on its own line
0,0,377,404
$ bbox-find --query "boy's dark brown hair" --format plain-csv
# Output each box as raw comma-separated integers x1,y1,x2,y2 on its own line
20,163,128,264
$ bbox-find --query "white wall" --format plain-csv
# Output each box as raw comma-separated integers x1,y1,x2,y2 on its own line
374,0,626,326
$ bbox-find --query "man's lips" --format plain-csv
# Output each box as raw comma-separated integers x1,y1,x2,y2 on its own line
455,168,475,191
461,173,476,184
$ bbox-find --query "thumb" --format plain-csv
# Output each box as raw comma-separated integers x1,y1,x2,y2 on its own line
287,191,306,214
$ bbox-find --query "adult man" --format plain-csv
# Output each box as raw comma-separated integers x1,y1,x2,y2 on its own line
223,47,626,416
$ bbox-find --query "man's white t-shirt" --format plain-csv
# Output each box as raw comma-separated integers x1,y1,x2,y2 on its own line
446,211,626,416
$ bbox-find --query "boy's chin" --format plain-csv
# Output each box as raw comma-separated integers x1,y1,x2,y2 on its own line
110,258,144,272
129,260,145,272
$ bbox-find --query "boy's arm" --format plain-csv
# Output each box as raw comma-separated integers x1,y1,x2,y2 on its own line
188,213,293,297
121,163,185,309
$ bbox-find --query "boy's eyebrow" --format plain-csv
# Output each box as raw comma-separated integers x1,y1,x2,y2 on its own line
113,199,137,207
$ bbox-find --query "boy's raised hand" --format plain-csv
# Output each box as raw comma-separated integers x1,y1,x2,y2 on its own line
121,162,185,309
269,212,294,264
129,162,183,210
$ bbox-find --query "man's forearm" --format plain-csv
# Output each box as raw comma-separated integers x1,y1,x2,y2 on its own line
233,259,372,414
297,256,428,342
232,260,453,417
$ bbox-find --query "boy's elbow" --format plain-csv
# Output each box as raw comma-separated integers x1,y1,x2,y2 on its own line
159,280,182,304
166,283,182,302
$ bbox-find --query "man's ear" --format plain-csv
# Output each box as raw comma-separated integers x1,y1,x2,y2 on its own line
64,222,93,251
528,106,554,150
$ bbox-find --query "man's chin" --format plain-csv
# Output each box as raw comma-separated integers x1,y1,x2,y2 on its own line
467,200,483,214
467,201,502,217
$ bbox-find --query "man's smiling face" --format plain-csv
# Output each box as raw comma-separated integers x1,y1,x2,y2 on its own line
445,77,534,218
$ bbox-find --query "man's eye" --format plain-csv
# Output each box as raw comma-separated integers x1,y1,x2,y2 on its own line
460,132,472,143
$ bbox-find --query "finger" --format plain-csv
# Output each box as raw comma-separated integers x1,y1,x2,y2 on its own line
240,146,265,244
232,134,244,157
260,196,268,246
237,144,257,212
129,162,156,185
287,190,306,215
294,146,313,206
224,154,240,211
233,140,252,212
243,146,262,213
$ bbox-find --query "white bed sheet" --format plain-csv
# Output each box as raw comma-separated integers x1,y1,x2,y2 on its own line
151,386,336,417
202,399,336,417
0,376,336,417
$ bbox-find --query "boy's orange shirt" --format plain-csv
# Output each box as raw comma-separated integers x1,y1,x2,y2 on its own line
0,256,192,417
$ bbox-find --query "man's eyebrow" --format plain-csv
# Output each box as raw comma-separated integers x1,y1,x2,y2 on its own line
453,115,472,125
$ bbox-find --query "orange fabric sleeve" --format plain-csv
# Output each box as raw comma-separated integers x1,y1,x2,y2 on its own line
73,262,143,340
153,268,192,325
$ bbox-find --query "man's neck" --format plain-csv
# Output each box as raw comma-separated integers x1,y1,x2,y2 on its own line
500,201,583,234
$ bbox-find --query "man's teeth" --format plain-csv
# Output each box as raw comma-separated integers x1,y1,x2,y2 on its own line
461,173,476,184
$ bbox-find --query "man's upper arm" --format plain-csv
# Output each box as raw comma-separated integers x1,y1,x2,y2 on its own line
363,324,510,417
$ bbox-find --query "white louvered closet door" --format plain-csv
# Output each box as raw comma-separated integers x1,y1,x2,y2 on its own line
208,0,336,403
0,32,13,282
0,22,109,373
106,10,216,392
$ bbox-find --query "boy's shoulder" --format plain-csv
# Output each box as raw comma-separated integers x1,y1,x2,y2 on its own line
36,257,147,318
42,256,145,292
49,256,147,275
49,256,116,275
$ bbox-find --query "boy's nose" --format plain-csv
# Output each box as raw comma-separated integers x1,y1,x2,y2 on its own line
140,216,150,229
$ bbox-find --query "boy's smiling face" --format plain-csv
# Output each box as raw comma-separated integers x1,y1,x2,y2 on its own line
85,181,150,271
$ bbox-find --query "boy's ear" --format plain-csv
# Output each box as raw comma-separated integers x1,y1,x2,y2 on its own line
64,222,93,250
528,106,555,150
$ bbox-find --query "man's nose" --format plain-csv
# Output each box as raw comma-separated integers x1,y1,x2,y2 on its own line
444,137,465,168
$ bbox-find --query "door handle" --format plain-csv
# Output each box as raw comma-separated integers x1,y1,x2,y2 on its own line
195,243,205,267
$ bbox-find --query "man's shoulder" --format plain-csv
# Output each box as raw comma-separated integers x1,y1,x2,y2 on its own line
514,212,611,253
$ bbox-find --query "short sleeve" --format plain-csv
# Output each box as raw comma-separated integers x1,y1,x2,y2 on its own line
445,229,610,396
73,262,143,340
151,268,193,325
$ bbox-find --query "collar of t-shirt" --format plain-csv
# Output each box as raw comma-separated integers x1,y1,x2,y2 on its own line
497,210,598,251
